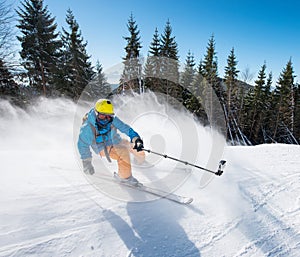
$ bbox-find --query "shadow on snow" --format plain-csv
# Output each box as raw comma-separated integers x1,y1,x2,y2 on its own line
103,200,201,257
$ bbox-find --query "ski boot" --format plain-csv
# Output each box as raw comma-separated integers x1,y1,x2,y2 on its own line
113,172,141,186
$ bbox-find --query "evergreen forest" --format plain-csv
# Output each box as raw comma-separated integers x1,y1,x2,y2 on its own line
1,0,299,145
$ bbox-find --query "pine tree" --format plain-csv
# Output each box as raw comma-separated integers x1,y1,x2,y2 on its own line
180,50,196,90
261,72,274,142
149,28,161,58
191,60,206,102
224,48,239,112
250,63,267,143
188,60,208,123
192,60,205,97
180,51,197,114
202,35,223,101
272,59,296,143
120,14,142,93
16,0,61,96
263,72,272,105
198,59,205,77
179,55,207,122
242,63,272,144
59,8,94,99
160,20,179,81
159,20,180,104
0,58,18,100
223,47,241,144
240,86,254,137
93,60,110,97
201,35,225,129
144,27,161,91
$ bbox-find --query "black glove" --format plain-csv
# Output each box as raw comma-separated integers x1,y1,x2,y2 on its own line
134,137,144,152
82,158,95,175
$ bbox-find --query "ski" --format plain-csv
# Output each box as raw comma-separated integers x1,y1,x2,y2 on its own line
142,185,193,205
92,173,193,205
117,182,193,205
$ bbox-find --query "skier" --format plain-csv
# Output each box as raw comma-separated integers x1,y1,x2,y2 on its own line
77,98,145,185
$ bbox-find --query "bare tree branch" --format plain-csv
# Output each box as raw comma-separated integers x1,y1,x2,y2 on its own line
240,66,255,84
0,0,16,61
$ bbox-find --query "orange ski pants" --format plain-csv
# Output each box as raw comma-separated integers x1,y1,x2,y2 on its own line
99,139,145,179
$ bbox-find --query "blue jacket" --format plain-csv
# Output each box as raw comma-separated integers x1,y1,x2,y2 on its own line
77,109,140,159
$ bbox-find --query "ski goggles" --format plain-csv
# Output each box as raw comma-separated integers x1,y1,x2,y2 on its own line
95,111,114,120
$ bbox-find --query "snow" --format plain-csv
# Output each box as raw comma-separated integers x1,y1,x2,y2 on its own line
0,97,299,257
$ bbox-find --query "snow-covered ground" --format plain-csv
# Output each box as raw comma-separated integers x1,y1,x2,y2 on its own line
0,98,299,257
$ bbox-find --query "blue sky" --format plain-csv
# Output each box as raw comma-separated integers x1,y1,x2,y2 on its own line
11,0,300,84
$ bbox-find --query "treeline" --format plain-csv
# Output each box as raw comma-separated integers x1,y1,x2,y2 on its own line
0,0,299,145
0,0,107,102
116,15,300,145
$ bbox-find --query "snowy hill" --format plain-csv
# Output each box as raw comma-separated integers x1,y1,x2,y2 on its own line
0,98,299,257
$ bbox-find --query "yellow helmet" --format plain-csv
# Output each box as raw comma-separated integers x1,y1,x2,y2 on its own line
94,99,114,115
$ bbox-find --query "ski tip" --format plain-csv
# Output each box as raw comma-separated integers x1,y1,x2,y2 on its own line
180,197,193,205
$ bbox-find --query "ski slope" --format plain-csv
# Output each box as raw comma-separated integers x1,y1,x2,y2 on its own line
0,98,299,257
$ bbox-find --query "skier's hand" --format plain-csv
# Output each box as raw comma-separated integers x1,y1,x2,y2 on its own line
82,158,95,175
133,137,144,152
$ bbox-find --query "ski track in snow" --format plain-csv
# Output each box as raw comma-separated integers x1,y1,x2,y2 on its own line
0,98,300,257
